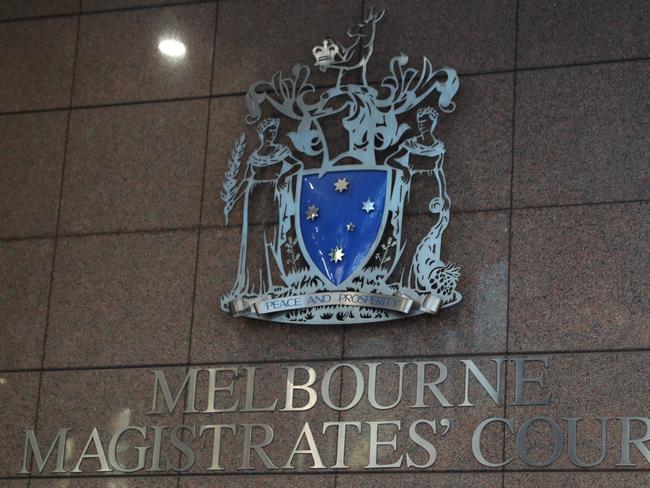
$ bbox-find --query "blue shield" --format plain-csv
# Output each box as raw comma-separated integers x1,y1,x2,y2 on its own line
296,167,390,286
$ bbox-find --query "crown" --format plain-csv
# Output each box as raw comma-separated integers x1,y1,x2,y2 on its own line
417,106,439,120
256,117,280,135
312,39,340,69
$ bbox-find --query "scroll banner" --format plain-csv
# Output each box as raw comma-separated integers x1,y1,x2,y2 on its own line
229,292,442,317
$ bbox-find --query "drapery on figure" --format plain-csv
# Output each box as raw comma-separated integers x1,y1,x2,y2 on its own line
385,107,458,298
231,118,302,296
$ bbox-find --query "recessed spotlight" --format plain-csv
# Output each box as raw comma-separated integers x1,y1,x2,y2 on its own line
158,38,186,58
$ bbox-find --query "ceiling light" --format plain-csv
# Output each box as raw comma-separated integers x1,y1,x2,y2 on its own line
158,38,186,58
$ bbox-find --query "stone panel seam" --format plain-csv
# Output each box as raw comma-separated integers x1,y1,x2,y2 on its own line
177,3,220,483
0,82,338,117
185,0,219,374
4,199,650,244
0,0,216,24
3,348,650,375
7,467,650,482
502,0,520,486
2,57,650,118
27,9,81,487
334,3,367,484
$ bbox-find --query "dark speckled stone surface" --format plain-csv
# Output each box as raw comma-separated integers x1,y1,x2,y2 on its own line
0,17,76,112
505,472,650,487
190,226,343,363
518,0,650,68
34,367,187,474
45,231,196,368
0,111,67,239
0,239,53,370
60,101,207,235
337,473,502,487
202,96,247,228
408,72,514,213
504,352,650,469
0,0,78,20
212,0,362,95
0,373,39,477
82,0,199,11
1,481,28,488
2,1,650,486
363,0,516,79
73,4,215,105
31,478,176,488
184,362,341,473
508,202,650,352
338,357,506,472
513,61,650,208
180,476,335,488
344,211,509,358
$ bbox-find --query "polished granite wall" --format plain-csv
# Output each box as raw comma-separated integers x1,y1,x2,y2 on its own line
1,0,650,487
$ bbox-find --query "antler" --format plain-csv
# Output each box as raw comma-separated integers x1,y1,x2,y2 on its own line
365,7,386,23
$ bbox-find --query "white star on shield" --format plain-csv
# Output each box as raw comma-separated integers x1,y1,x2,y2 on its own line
334,178,350,192
329,246,345,263
305,204,319,220
361,199,375,213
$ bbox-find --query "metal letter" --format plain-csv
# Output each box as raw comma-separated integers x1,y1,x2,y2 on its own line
512,357,551,406
322,421,362,469
412,361,452,408
19,428,70,474
566,417,609,468
239,424,277,470
146,425,166,472
515,416,564,467
282,366,317,411
460,358,504,407
365,420,403,468
108,426,148,473
200,424,236,471
72,427,111,473
406,419,438,468
169,425,196,472
367,362,407,410
242,366,278,412
205,367,240,413
472,417,514,468
148,368,200,414
322,363,364,411
617,417,650,466
283,422,326,469
413,361,453,408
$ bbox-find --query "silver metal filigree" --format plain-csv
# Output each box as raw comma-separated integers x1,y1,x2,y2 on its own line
219,8,462,324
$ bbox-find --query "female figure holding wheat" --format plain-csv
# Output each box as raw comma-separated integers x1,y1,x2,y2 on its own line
221,118,303,305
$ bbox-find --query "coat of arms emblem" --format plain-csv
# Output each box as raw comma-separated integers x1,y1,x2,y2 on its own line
220,8,462,324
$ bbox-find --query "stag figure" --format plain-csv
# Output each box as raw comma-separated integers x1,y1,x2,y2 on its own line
312,8,385,86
